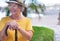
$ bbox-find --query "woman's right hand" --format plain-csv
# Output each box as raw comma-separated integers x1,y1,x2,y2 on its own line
0,21,10,41
0,20,17,41
0,31,7,41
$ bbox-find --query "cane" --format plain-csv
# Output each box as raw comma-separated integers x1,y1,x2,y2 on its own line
5,25,17,41
15,29,17,41
5,25,9,36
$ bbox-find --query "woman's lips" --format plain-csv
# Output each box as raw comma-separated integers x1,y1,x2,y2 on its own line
10,9,16,14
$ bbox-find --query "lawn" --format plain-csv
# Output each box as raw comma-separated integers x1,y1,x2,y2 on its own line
30,26,54,41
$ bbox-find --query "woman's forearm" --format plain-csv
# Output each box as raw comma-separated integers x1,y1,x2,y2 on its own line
0,25,8,41
0,30,7,41
17,27,33,40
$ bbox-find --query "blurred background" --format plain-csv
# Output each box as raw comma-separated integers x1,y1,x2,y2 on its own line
0,0,60,41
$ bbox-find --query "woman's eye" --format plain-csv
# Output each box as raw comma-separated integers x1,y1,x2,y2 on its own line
8,5,11,6
13,5,17,8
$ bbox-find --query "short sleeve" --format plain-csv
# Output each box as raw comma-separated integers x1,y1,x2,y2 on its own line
26,19,34,32
0,18,3,31
0,18,5,31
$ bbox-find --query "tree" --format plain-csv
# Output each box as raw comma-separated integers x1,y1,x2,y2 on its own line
23,0,45,17
4,7,10,16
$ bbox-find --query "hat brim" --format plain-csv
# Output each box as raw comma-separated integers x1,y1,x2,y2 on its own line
6,1,25,7
6,1,19,4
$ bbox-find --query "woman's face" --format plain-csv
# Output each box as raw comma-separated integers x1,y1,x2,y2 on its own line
8,3,22,15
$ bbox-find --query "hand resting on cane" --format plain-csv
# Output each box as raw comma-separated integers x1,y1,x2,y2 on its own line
0,20,17,41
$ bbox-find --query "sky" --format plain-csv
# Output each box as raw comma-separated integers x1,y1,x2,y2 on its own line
38,0,60,6
0,0,8,7
0,0,60,7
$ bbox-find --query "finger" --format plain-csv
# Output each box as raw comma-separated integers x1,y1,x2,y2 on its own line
9,25,11,30
9,25,13,30
13,25,18,30
11,26,14,30
13,26,16,30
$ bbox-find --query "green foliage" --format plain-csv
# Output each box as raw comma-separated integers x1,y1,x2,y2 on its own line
29,3,36,10
29,3,39,13
28,0,46,14
30,26,54,41
4,7,10,16
38,4,45,13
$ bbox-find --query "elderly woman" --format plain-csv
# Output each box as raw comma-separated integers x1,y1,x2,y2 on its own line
0,0,33,41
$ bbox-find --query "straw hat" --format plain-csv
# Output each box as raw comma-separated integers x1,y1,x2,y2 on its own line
6,0,24,7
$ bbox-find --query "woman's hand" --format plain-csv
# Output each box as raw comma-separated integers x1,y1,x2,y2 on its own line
6,20,19,30
0,31,7,41
0,20,19,41
0,21,10,41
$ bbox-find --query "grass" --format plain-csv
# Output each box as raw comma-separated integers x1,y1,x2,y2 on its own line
30,26,54,41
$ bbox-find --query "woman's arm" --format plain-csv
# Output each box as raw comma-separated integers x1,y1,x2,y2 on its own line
0,27,7,41
0,23,9,41
17,27,33,40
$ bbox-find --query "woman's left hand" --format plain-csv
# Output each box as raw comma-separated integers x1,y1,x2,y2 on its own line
7,20,19,30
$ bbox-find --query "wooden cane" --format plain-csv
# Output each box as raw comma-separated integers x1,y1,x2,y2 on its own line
5,25,9,36
5,25,17,41
15,29,17,41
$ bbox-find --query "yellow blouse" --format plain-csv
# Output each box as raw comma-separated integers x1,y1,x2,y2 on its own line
0,16,33,41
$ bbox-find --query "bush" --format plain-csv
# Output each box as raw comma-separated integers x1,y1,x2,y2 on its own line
30,26,54,41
